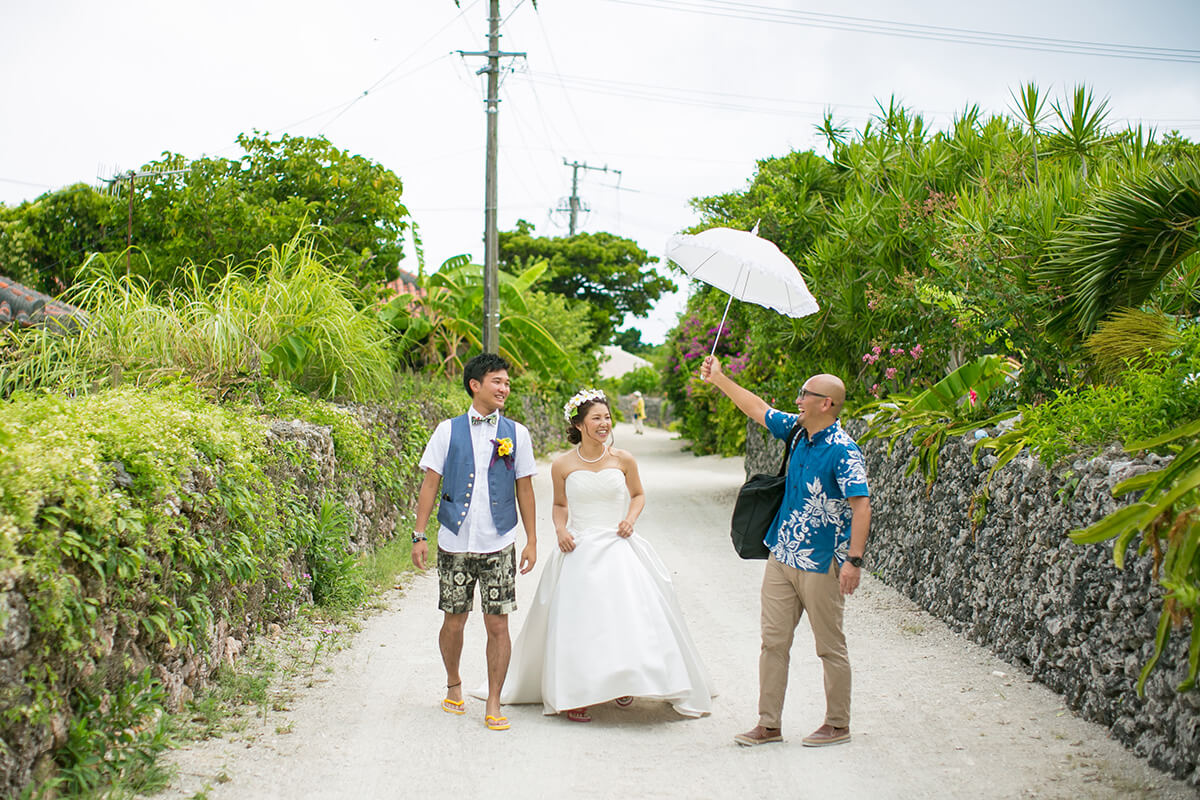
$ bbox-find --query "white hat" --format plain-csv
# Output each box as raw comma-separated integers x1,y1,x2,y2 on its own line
633,391,642,396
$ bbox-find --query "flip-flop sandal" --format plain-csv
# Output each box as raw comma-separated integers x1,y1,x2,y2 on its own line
615,696,634,708
442,697,466,715
485,714,511,731
566,708,591,723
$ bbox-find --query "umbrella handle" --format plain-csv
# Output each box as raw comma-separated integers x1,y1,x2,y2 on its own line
709,291,735,360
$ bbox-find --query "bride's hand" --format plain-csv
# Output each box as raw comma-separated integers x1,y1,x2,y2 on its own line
616,520,634,538
556,528,576,552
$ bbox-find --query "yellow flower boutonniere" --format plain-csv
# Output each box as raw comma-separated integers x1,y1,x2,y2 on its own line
491,437,515,469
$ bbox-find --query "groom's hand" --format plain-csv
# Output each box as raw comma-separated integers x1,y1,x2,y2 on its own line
519,541,537,574
411,540,429,571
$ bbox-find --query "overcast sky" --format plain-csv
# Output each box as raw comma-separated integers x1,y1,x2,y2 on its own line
3,0,1198,342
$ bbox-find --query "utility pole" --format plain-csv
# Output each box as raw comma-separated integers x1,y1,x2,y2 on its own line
558,159,621,236
459,1,525,354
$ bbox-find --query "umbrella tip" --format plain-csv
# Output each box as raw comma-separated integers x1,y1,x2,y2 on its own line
751,219,760,235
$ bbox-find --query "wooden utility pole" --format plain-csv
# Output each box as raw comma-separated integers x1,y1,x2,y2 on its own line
459,1,524,354
559,159,621,236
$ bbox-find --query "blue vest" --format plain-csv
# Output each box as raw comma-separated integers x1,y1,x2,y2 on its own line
437,414,519,535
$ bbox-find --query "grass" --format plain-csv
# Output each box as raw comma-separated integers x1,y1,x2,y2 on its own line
0,232,394,402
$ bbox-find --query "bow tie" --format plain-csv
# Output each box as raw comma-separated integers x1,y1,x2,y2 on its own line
471,413,498,425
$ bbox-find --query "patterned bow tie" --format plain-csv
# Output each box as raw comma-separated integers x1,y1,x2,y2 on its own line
472,412,498,425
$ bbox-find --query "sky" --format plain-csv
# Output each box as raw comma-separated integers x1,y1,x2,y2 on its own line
2,0,1199,343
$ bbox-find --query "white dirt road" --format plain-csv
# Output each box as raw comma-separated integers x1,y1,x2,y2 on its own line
156,423,1197,800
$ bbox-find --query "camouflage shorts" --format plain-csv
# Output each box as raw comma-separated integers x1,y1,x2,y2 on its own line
436,544,517,615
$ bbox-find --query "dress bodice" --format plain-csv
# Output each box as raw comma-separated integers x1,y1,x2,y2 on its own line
564,468,628,532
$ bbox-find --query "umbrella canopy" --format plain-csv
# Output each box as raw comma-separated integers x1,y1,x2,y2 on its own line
664,226,819,356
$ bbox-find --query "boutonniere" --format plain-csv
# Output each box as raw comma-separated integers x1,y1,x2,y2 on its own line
491,437,514,470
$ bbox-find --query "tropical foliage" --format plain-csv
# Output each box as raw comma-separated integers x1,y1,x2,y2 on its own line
670,84,1200,441
378,254,582,388
1070,417,1200,694
499,219,677,347
0,132,410,294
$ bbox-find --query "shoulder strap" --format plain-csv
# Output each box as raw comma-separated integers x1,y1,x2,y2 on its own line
776,423,803,477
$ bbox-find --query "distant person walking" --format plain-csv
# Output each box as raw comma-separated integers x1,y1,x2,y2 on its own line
701,355,871,748
411,353,539,732
632,391,647,435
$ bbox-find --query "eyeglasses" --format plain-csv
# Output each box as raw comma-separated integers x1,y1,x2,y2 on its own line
798,388,830,400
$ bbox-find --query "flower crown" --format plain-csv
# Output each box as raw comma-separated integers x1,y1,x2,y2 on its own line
563,388,607,421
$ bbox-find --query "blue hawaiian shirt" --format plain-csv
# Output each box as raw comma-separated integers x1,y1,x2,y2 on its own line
763,410,870,574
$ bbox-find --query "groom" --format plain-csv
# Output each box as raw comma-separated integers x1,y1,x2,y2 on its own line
411,353,538,731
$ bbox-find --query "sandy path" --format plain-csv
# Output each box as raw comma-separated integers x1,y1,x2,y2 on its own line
156,423,1197,799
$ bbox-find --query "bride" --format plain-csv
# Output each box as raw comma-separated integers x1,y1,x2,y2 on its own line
482,388,714,721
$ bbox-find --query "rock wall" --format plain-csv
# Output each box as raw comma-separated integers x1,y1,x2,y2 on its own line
746,420,1199,785
1,397,566,796
615,394,673,429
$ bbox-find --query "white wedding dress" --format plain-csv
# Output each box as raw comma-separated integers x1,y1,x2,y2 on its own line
490,468,714,717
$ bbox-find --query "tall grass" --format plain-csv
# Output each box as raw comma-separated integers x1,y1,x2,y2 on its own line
0,234,393,401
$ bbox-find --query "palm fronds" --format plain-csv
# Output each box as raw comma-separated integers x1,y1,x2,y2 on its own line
1037,160,1200,337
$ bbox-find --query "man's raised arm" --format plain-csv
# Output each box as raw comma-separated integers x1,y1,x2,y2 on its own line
701,355,770,427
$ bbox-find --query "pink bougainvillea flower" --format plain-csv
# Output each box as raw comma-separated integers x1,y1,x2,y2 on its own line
885,367,897,380
968,388,978,406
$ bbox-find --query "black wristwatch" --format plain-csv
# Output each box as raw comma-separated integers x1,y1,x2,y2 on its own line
846,555,864,568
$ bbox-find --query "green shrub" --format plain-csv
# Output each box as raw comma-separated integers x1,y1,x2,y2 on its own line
1022,326,1200,465
618,365,661,395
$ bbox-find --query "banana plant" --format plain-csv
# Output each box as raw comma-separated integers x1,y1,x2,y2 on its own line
1069,416,1200,693
858,354,1021,485
379,255,577,382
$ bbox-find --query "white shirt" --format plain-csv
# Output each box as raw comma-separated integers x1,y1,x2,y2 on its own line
418,408,537,554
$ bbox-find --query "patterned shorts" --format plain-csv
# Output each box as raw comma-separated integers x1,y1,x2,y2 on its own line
436,544,517,615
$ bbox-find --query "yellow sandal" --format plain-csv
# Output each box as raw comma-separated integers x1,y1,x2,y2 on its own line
442,682,466,715
485,714,510,731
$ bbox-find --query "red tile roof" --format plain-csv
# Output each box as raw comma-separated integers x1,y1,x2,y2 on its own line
0,276,86,332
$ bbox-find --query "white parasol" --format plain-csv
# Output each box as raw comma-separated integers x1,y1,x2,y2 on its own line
664,223,819,355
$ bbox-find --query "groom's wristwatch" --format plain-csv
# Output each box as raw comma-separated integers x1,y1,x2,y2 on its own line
412,532,427,545
846,555,864,568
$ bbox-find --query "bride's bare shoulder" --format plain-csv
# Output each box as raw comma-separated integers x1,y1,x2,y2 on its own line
551,452,576,475
609,447,638,467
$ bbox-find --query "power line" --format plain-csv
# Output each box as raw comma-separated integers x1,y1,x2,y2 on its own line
604,0,1200,63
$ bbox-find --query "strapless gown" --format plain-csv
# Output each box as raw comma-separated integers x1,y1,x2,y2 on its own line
483,468,714,716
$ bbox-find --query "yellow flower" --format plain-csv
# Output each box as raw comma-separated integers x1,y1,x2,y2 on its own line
495,437,513,457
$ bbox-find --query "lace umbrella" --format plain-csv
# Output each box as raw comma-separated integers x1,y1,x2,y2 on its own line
664,223,819,355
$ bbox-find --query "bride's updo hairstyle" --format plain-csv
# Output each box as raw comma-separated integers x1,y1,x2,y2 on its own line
563,388,610,445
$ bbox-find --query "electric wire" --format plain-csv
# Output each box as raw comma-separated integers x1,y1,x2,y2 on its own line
604,0,1200,63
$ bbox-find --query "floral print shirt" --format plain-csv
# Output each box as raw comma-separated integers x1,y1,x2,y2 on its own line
763,410,870,573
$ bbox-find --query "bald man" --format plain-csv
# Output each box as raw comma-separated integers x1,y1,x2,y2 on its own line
701,356,871,748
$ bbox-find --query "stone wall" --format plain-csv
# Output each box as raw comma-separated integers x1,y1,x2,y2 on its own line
0,398,565,796
746,421,1199,785
614,394,673,429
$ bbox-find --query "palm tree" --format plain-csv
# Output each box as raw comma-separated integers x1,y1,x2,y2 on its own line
1009,82,1050,183
1047,84,1111,182
1037,161,1200,337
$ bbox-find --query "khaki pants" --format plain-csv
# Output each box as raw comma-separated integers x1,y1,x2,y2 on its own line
758,555,850,729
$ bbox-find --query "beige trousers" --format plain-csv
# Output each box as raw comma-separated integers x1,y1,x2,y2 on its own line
757,555,850,729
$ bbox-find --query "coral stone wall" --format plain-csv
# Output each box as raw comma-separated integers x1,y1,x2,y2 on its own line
746,421,1199,785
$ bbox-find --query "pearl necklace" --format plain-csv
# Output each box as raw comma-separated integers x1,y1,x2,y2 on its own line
576,444,608,463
